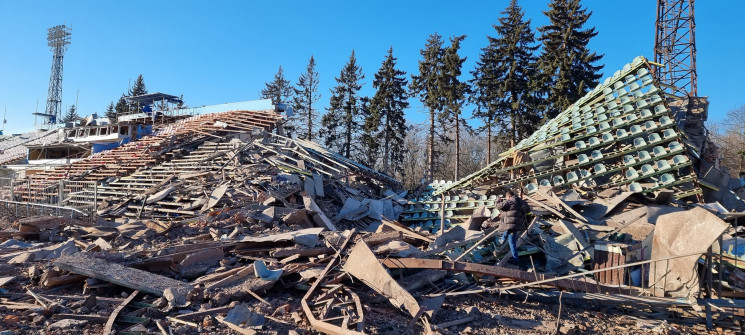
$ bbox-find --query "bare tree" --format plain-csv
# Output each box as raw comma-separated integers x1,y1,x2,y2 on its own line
400,123,428,189
710,105,745,177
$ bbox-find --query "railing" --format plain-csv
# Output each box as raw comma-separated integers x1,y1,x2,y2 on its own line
0,177,98,221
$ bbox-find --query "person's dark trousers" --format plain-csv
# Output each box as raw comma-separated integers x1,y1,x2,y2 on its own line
500,230,519,262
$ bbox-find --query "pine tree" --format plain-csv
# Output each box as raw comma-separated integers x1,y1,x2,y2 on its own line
359,97,379,168
127,74,148,114
105,102,117,121
62,104,78,123
471,0,541,156
262,66,295,136
440,35,469,180
129,74,148,96
115,95,129,116
410,33,446,183
261,66,293,105
368,47,410,176
320,50,365,159
537,0,603,119
293,56,321,141
470,43,499,163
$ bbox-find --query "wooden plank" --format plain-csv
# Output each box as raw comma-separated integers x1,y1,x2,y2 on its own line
217,316,257,335
300,232,365,335
55,253,193,298
381,258,627,295
202,184,228,212
303,196,337,231
536,188,587,222
174,306,231,321
555,219,590,249
52,313,109,323
103,290,139,335
524,194,565,218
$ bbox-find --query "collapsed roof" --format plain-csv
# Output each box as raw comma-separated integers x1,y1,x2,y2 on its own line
436,56,701,200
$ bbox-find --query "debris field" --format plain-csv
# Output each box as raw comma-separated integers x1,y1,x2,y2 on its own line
1,57,744,335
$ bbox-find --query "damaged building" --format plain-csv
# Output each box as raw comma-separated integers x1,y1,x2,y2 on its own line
0,57,743,334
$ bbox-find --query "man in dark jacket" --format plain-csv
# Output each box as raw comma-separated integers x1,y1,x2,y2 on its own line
496,189,530,265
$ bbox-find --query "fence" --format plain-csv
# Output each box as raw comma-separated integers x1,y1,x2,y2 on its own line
0,177,98,221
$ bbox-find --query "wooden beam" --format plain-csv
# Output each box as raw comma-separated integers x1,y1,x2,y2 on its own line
381,258,626,294
55,253,193,298
103,290,139,335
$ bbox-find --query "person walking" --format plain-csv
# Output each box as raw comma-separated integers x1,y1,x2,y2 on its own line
495,189,530,265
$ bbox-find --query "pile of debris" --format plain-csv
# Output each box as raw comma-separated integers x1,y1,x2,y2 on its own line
0,57,744,334
1,186,743,334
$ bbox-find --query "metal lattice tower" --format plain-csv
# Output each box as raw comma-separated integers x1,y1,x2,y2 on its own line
41,25,71,125
654,0,697,97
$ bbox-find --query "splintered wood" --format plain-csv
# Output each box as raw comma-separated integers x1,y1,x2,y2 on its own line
55,253,193,298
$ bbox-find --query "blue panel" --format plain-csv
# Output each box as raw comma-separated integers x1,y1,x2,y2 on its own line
92,136,131,154
181,99,275,116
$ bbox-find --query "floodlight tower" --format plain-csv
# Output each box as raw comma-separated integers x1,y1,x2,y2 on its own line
40,25,71,126
653,0,697,97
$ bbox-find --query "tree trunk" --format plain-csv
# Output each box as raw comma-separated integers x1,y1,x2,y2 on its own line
428,109,435,183
487,121,492,164
511,91,518,145
383,113,390,175
307,93,312,141
510,112,516,147
455,110,460,180
345,107,352,158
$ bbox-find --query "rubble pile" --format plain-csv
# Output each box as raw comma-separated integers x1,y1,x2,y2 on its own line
0,57,744,335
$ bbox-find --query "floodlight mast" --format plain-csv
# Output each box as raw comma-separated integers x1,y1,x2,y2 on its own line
42,25,71,126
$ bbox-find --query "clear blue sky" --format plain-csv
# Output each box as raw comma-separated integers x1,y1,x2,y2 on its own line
1,0,743,134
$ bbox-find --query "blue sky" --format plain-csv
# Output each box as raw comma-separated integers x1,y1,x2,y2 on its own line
1,1,743,134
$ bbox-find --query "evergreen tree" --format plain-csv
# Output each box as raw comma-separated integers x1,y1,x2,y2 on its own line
410,33,446,183
368,47,410,175
293,56,321,141
440,35,469,180
537,0,603,119
105,101,117,121
261,65,293,105
358,97,379,168
62,104,78,123
470,43,499,163
471,0,541,156
127,74,148,114
129,74,148,96
262,66,295,136
320,50,365,159
115,95,129,116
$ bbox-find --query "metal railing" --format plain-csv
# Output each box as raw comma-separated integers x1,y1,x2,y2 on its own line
0,177,98,221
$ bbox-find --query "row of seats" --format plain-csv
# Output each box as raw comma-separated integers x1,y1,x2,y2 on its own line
523,67,665,148
404,194,501,212
404,210,456,219
577,56,646,107
626,173,677,193
423,200,498,210
493,132,684,191
535,104,670,145
603,78,660,103
525,153,688,193
573,122,676,151
424,194,499,203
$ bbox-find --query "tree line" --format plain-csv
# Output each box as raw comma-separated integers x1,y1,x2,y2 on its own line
264,0,603,188
102,74,149,122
